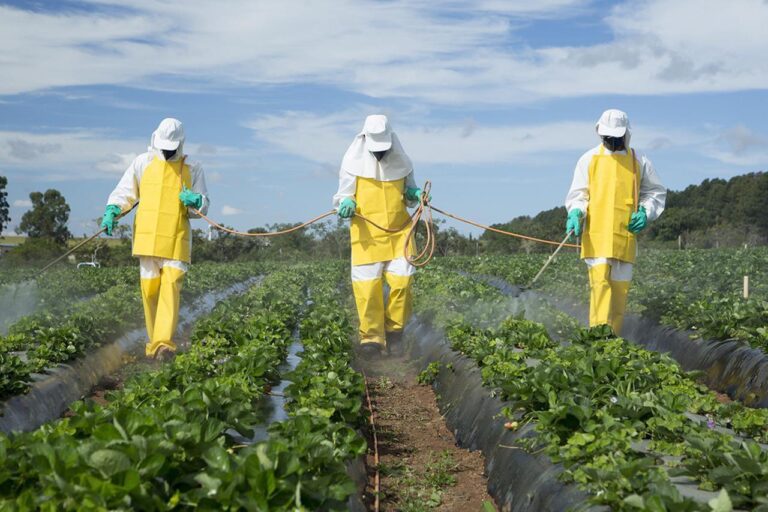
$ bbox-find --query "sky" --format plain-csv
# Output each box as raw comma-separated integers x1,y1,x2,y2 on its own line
1,0,768,237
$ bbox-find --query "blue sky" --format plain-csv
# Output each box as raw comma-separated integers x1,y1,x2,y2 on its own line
1,0,767,237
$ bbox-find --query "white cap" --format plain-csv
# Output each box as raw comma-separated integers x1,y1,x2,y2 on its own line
596,109,630,138
362,114,393,152
152,118,185,150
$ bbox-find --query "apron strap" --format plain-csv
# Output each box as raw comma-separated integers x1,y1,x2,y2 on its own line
631,149,639,213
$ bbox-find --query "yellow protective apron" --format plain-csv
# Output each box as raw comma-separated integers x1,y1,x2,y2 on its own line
133,157,192,263
582,146,638,334
581,146,638,263
350,177,412,266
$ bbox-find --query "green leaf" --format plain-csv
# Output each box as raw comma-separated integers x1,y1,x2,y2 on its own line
482,500,497,512
195,472,222,497
623,494,645,508
708,489,733,512
202,446,231,473
89,449,131,477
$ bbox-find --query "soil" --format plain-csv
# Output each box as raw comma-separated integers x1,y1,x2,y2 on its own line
714,391,733,404
357,350,495,512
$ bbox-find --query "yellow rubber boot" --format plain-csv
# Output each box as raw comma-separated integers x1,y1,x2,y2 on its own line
384,272,413,333
588,264,612,328
352,277,386,347
609,280,631,336
140,277,161,344
145,266,185,357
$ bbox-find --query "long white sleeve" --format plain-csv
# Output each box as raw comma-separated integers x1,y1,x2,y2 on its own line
638,155,666,221
332,169,357,208
106,156,145,212
187,161,210,218
565,151,591,214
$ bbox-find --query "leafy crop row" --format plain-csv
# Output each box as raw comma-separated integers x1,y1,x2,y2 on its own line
0,263,368,511
0,268,299,510
0,262,261,401
440,248,768,352
413,269,768,511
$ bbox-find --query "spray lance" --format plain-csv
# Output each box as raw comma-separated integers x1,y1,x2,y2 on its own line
526,229,574,289
37,203,137,276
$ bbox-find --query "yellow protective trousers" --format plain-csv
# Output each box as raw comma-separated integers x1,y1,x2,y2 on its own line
351,258,415,347
587,263,631,335
139,257,186,356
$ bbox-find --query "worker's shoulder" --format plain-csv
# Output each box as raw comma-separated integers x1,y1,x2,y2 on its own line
576,145,602,165
127,151,155,170
629,147,653,166
182,156,203,172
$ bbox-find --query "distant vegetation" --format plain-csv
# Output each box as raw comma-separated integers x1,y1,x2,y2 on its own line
3,171,767,267
482,171,768,252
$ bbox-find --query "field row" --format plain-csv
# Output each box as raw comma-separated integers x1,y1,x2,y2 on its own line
0,263,368,511
412,269,768,511
0,262,261,403
441,248,768,352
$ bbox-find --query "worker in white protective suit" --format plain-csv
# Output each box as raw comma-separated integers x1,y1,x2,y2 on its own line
333,115,427,358
565,109,666,335
100,118,209,360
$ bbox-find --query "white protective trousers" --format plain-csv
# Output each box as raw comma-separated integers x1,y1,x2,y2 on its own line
583,258,633,282
139,257,189,279
351,256,416,282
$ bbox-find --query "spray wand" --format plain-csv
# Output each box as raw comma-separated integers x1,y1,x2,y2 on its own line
37,204,137,276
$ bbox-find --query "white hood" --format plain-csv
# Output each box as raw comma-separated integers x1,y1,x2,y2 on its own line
340,130,412,181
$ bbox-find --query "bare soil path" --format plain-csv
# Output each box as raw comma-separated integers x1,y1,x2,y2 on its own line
357,351,495,512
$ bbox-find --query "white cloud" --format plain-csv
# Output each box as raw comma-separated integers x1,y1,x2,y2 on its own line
207,171,223,184
12,199,32,208
2,0,766,104
0,129,247,182
703,124,768,167
0,130,143,180
245,109,691,167
221,205,244,216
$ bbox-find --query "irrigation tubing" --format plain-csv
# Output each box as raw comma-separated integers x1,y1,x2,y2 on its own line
190,180,578,268
362,371,381,512
36,180,579,275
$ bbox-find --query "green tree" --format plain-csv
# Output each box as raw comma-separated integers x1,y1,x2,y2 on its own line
0,176,9,235
17,189,71,244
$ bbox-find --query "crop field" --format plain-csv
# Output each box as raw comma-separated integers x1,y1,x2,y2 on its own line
0,253,766,511
441,248,768,351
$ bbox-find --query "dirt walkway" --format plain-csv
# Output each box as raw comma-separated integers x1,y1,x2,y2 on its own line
358,351,495,512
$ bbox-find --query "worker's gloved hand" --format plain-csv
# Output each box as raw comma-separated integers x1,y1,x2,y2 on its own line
405,187,431,203
179,186,203,209
100,204,122,236
628,206,648,233
566,209,583,237
338,197,357,219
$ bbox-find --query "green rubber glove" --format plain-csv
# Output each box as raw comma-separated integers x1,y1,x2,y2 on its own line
179,186,203,209
100,204,122,236
405,187,431,203
338,197,356,219
628,206,648,233
566,208,583,237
